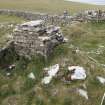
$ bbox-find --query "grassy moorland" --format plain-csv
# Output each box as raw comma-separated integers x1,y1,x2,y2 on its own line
0,0,105,105
0,16,105,105
0,0,104,13
0,15,25,47
0,15,25,23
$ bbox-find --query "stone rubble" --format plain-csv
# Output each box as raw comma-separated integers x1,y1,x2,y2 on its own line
42,64,59,84
77,88,89,100
62,66,87,82
13,20,65,58
96,76,105,84
28,72,36,80
68,66,87,80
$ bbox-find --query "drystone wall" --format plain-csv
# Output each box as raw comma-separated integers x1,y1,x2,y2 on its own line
13,20,65,59
0,9,74,25
0,9,105,25
0,9,105,60
0,41,16,67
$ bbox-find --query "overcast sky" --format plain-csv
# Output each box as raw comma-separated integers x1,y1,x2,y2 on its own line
65,0,105,5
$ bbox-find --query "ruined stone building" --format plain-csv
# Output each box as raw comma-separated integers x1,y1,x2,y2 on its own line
13,20,65,58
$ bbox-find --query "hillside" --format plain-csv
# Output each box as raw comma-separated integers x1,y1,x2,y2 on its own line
0,0,105,13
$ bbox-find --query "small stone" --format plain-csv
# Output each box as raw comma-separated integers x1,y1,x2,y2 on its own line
96,76,105,84
28,72,35,80
6,73,11,76
77,88,88,100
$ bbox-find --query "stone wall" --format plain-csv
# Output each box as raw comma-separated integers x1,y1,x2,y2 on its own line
0,9,105,61
0,41,17,68
13,21,65,59
0,9,105,26
0,9,73,25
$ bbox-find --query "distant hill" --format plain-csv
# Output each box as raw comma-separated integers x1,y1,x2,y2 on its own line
0,0,105,13
65,0,105,5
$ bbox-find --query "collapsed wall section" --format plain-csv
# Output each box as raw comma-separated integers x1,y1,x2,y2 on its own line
13,20,65,59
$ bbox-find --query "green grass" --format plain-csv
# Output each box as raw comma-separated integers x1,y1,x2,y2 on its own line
0,15,25,47
0,1,105,104
0,15,25,23
0,21,105,105
0,0,104,13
